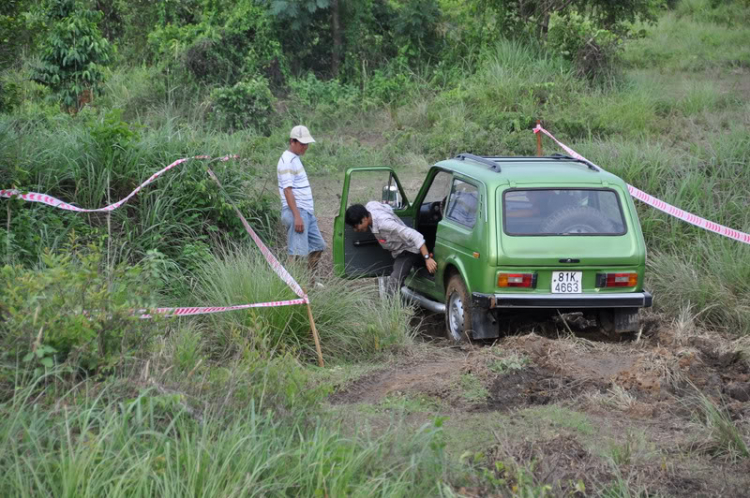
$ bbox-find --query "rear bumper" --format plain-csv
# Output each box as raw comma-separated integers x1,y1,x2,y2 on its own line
472,291,653,309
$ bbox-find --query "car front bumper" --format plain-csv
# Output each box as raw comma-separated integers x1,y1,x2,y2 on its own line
472,291,653,309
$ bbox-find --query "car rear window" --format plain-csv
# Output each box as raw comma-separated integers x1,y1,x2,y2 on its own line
503,189,626,236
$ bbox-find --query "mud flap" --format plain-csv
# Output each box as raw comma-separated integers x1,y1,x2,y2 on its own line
599,308,640,333
471,308,499,339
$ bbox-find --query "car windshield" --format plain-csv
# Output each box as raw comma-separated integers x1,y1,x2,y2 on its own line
503,189,626,235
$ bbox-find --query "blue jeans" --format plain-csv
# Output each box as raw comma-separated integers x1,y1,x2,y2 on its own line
281,207,327,257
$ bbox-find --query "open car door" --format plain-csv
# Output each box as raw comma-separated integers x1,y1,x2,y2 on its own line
333,167,411,278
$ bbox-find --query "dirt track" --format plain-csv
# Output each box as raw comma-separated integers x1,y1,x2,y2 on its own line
329,324,750,496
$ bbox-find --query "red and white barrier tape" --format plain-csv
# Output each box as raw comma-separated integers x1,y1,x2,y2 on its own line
2,154,310,317
138,298,307,319
533,125,750,245
0,155,237,212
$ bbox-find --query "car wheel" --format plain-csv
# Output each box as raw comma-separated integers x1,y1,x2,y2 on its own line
540,206,615,234
445,274,473,343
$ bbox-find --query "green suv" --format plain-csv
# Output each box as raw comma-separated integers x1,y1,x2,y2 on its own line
333,154,653,341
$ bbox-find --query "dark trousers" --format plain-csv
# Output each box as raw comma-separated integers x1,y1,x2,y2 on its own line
387,252,424,295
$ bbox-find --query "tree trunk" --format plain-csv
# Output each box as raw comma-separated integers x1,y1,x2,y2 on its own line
331,0,341,77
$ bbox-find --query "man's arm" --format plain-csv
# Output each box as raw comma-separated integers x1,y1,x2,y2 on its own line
283,187,304,233
383,220,436,274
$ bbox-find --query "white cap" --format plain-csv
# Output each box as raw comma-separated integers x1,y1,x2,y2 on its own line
290,125,315,144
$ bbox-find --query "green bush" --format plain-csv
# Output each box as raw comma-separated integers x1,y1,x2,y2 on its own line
31,0,113,113
546,11,623,82
147,2,286,88
210,78,275,134
0,239,159,380
0,76,21,113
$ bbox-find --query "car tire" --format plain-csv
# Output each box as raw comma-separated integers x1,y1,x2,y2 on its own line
445,274,473,343
540,206,615,234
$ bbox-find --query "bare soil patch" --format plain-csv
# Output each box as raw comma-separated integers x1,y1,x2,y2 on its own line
328,325,750,495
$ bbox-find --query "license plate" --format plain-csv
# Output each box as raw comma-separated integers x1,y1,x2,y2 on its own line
551,271,582,293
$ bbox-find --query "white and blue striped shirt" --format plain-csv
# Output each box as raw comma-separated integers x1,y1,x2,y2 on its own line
277,150,314,212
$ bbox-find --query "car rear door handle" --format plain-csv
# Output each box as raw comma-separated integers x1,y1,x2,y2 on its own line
559,258,580,263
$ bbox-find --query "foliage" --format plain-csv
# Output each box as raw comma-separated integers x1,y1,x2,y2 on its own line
148,1,286,88
546,11,623,81
264,0,331,30
0,0,41,69
0,76,22,114
481,0,661,35
210,78,275,134
489,354,531,374
0,239,159,378
32,0,112,113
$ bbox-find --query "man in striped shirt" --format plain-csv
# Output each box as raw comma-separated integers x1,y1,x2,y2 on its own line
278,125,326,279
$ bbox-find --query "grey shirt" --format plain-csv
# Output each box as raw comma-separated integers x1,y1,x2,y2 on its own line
366,201,425,258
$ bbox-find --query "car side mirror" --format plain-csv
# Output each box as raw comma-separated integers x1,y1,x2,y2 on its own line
382,184,402,209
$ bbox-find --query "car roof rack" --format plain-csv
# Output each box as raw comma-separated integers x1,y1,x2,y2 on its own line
482,153,601,172
455,153,501,172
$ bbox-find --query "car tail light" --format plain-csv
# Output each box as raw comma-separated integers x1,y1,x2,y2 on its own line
498,272,536,288
596,272,637,288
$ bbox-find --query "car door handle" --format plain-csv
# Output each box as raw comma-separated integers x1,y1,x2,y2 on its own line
559,258,580,263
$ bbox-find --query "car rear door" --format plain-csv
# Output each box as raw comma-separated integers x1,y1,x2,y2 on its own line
333,167,412,278
496,184,646,293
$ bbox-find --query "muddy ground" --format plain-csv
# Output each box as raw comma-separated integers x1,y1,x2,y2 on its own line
263,168,750,496
329,319,750,496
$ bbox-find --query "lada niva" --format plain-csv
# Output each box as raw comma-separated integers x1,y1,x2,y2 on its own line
333,154,653,342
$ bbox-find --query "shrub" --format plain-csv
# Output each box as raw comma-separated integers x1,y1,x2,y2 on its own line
147,2,286,88
546,11,623,82
210,78,275,134
31,0,113,113
0,238,160,381
0,76,21,113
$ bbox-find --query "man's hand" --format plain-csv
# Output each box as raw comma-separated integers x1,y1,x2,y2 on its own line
294,214,304,233
425,257,437,274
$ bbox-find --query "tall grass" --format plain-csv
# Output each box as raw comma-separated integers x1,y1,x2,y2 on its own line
623,10,750,71
0,379,448,497
694,391,750,460
0,113,278,284
191,247,415,360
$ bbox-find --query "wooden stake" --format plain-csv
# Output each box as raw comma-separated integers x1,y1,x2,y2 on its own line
306,301,325,367
536,120,543,157
6,201,10,264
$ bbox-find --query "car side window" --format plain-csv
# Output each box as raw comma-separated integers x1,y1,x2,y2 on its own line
445,179,479,228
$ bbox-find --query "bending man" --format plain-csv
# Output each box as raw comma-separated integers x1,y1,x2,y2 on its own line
345,202,437,295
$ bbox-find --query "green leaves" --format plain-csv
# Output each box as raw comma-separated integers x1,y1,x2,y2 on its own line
32,0,112,113
1,239,160,378
210,78,276,134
